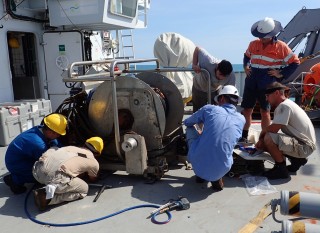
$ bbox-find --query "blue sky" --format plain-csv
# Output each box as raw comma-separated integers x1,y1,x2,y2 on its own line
133,0,320,64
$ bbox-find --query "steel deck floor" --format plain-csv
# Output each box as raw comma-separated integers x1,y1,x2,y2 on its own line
1,127,320,233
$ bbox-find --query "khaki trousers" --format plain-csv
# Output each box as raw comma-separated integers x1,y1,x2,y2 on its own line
269,132,314,158
50,177,88,205
33,162,88,205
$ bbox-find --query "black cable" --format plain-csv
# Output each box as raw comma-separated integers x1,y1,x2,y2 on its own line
5,0,48,23
147,134,182,156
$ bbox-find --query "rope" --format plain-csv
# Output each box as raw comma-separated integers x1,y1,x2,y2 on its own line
308,87,320,108
238,202,272,233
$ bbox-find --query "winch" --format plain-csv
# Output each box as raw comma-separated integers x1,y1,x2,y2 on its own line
58,59,188,181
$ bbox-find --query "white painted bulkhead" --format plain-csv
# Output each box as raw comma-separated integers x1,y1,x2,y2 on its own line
0,0,149,111
0,3,47,103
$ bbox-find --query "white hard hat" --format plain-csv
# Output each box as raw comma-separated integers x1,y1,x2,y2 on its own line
251,17,283,38
214,85,242,104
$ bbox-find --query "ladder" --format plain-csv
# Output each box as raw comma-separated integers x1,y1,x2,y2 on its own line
119,29,135,60
137,0,148,28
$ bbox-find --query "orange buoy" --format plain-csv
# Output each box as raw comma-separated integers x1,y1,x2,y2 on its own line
304,63,320,94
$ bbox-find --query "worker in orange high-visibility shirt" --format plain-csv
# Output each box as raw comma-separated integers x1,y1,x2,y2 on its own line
241,17,300,140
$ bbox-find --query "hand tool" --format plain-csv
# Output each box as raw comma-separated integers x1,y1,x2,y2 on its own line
88,183,112,202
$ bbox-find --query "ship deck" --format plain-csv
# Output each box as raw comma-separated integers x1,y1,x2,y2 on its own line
1,125,320,233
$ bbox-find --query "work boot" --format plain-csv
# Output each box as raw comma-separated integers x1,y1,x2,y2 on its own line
33,188,50,211
286,156,308,172
211,178,224,191
263,163,289,180
3,174,27,194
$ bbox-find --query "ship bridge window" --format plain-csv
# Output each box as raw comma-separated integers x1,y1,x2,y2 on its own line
110,0,138,18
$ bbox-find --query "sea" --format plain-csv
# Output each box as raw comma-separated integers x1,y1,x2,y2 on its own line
133,64,244,72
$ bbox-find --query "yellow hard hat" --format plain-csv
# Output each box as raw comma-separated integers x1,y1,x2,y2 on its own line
85,137,104,155
43,113,67,135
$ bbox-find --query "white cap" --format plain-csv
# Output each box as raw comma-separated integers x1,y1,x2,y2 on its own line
214,85,242,104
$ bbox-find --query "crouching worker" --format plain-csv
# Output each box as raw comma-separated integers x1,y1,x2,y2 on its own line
32,137,104,211
4,113,67,194
184,85,245,191
256,82,316,180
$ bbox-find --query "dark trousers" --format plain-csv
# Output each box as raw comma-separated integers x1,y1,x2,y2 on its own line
192,86,218,112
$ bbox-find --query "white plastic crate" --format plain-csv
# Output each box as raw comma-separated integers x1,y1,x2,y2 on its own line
0,103,30,146
0,99,52,146
27,99,52,126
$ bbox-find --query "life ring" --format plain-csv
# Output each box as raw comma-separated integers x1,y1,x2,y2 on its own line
303,63,320,94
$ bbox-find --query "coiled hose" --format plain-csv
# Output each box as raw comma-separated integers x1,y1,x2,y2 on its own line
24,188,172,226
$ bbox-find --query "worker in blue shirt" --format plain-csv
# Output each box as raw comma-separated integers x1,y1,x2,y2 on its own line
4,113,67,194
184,85,245,191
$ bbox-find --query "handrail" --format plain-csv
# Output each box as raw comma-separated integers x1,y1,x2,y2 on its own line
287,71,309,94
63,59,212,159
68,58,160,79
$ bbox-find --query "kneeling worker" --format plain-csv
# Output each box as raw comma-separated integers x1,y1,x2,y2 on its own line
184,85,245,191
256,82,316,179
32,136,104,211
4,113,67,194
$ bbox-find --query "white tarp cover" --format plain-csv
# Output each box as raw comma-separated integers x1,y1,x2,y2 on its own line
153,32,196,99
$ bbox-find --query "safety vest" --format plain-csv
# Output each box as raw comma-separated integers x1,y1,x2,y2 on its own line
245,39,300,69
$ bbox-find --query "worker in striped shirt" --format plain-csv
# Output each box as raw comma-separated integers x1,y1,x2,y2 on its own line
241,17,300,141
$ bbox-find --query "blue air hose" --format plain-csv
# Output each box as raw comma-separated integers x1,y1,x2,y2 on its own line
24,188,172,226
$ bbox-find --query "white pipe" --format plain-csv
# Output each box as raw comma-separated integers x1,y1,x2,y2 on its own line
282,220,320,233
280,190,320,219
